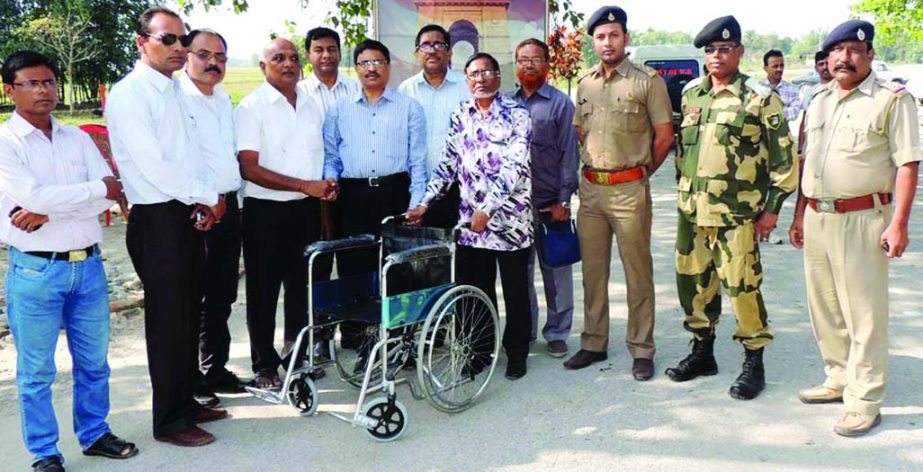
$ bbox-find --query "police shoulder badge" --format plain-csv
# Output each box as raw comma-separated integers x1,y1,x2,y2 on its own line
765,113,782,130
857,28,866,41
721,28,730,40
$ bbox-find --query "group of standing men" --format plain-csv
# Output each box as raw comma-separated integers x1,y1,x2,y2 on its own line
1,4,920,470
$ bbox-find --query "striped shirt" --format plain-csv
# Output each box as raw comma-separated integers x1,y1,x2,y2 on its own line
398,69,470,177
298,73,361,114
322,87,427,207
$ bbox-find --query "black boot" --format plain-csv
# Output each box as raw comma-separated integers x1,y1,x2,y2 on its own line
729,347,765,400
665,336,718,382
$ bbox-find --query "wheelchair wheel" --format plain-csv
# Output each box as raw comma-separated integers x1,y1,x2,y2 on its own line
286,371,318,417
362,397,408,442
417,285,499,413
332,322,382,388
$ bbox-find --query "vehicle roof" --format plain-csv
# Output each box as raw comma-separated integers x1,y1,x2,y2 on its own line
629,44,702,61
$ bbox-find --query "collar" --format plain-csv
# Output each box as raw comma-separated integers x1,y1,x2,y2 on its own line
134,61,174,92
466,93,516,114
827,71,878,99
513,81,553,100
308,72,348,92
7,111,59,138
259,80,306,106
593,58,632,80
413,68,464,87
702,71,744,97
354,87,397,104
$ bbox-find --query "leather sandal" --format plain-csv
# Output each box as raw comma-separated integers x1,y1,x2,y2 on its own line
82,433,139,459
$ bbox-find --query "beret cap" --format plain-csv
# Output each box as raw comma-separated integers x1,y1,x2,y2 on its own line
588,6,627,36
822,19,874,52
693,15,741,48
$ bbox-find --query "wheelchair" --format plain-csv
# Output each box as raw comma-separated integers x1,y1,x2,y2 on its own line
245,216,500,441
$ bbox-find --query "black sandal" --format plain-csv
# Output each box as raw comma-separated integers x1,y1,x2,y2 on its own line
82,433,139,459
250,370,282,390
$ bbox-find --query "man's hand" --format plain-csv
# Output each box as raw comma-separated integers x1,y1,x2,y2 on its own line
302,179,335,199
404,206,427,226
754,212,779,242
210,196,227,222
102,176,123,201
320,178,339,201
540,203,570,222
880,222,909,258
11,209,48,233
191,204,216,231
471,210,490,233
788,214,804,249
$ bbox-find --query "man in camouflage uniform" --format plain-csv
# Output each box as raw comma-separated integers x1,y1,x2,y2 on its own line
664,15,798,401
562,5,674,381
789,20,920,437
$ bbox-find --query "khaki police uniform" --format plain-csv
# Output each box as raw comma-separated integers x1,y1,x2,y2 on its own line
676,72,798,349
573,58,672,357
801,72,922,416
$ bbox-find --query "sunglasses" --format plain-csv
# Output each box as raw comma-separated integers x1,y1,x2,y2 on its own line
704,44,739,55
143,33,191,47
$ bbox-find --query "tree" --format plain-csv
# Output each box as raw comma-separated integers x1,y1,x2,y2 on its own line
16,5,99,112
852,0,923,45
547,25,583,95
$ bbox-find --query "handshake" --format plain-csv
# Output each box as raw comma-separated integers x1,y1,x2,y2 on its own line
301,178,339,201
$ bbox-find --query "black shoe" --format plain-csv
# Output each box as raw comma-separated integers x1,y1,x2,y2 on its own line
632,358,654,381
206,370,247,394
505,358,527,380
563,349,608,370
729,347,766,400
32,456,64,472
193,386,221,408
82,432,139,459
665,336,718,382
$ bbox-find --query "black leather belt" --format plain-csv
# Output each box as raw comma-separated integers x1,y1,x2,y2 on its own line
339,172,408,188
26,244,98,262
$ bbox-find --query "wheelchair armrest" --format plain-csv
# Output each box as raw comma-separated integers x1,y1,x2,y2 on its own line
385,243,451,265
304,234,377,257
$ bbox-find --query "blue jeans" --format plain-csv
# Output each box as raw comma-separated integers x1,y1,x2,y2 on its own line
6,248,112,464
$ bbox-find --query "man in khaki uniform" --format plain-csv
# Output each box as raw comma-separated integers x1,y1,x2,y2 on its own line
665,15,798,401
563,5,673,381
789,20,921,437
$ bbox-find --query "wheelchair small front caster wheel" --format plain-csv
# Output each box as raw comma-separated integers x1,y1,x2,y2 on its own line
362,397,408,442
287,371,318,416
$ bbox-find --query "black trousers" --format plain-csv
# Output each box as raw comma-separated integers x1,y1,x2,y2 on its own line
242,197,320,373
198,193,242,384
422,182,460,229
455,245,532,362
126,201,205,437
337,174,411,276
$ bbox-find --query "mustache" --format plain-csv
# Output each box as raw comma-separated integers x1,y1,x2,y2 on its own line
205,65,222,74
834,63,857,72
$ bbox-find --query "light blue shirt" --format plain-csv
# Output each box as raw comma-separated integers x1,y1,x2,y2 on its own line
323,87,427,207
398,69,470,177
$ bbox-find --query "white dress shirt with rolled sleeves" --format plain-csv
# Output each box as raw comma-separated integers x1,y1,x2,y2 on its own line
179,72,241,194
0,112,114,252
105,61,218,206
235,81,325,202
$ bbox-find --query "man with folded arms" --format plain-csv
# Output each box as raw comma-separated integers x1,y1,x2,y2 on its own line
236,38,333,391
106,6,226,447
564,6,673,381
0,50,136,472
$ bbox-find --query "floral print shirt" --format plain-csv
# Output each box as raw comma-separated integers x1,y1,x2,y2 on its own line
421,94,533,251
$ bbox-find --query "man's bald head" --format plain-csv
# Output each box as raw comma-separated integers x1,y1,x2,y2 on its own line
260,38,301,92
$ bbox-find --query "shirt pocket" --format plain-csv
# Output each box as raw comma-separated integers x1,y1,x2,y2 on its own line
714,111,758,146
680,110,701,146
803,118,824,156
833,120,885,154
611,101,647,133
531,117,555,148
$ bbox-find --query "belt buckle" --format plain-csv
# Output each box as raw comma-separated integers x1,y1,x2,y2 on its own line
68,250,87,263
816,198,836,213
368,176,380,187
594,172,607,185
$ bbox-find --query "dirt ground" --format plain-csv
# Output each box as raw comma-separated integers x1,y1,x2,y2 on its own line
1,157,923,471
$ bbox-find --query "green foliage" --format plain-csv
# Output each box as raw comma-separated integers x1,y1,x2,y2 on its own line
548,0,584,30
852,0,923,44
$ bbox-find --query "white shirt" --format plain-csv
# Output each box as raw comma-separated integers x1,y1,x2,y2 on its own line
298,73,360,114
106,61,218,206
179,72,241,194
398,69,471,177
0,113,113,252
235,81,325,201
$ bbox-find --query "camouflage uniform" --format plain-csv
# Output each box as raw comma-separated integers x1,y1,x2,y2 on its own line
675,71,798,349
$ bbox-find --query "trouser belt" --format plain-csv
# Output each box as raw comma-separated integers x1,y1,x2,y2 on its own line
582,166,645,185
807,193,892,214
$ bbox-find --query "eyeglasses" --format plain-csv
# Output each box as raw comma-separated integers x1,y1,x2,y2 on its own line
466,70,500,80
704,44,739,55
516,57,545,66
357,59,389,69
417,42,449,53
192,50,228,63
11,79,57,91
143,33,190,47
